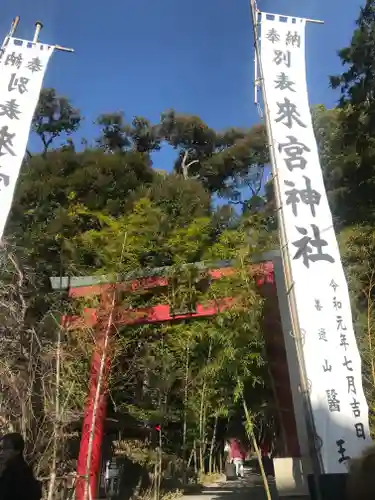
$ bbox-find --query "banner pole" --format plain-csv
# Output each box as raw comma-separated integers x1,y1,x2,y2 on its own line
248,0,324,492
0,16,19,60
33,21,43,43
31,20,74,52
9,16,20,37
2,17,74,58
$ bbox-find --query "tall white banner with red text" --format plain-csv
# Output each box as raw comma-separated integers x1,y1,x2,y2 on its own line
259,12,372,472
0,37,54,239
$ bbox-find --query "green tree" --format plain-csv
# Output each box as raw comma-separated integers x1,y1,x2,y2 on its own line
32,88,81,157
8,149,155,274
143,174,211,227
66,194,273,479
4,90,278,497
329,0,375,225
96,112,161,153
338,226,375,435
160,110,269,204
316,2,375,437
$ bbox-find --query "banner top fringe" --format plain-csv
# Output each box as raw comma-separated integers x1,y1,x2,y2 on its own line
258,10,324,25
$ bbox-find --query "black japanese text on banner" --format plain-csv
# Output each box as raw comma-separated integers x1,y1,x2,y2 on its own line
259,13,372,472
0,38,54,239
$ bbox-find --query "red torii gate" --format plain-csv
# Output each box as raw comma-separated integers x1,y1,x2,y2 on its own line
50,254,300,500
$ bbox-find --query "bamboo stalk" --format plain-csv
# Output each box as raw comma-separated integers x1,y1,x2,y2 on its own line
208,415,218,474
47,320,62,500
182,344,189,481
199,339,212,473
242,396,272,500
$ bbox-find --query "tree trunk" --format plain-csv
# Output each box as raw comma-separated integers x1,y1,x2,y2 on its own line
187,447,193,468
193,440,198,476
182,345,189,481
153,462,158,500
181,151,199,180
158,422,162,498
47,322,62,500
154,416,162,500
199,340,212,473
208,415,218,474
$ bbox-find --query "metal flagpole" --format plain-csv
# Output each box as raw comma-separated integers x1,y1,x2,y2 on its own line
248,0,325,495
33,22,43,43
1,16,75,53
9,16,20,37
0,17,19,59
31,20,75,52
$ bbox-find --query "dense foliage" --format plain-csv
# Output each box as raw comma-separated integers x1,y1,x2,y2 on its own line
2,89,276,498
2,1,375,497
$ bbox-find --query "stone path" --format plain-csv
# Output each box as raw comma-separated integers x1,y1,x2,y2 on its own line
183,471,279,500
182,467,310,500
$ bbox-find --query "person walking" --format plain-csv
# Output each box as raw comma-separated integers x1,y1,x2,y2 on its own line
224,440,230,463
229,438,246,478
0,433,42,500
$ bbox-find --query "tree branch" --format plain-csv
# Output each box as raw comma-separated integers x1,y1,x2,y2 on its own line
181,151,199,180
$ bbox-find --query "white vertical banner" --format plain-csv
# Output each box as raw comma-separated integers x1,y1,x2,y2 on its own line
0,37,54,239
259,13,372,473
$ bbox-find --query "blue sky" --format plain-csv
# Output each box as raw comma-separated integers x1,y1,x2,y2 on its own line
1,0,363,172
